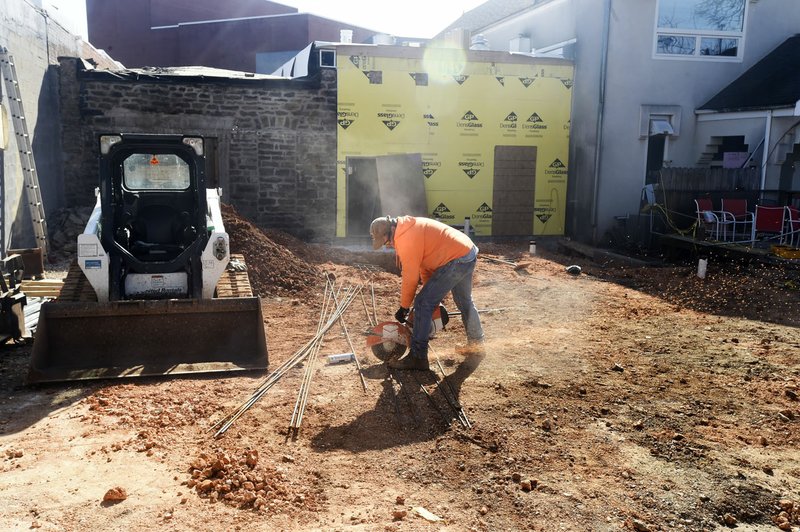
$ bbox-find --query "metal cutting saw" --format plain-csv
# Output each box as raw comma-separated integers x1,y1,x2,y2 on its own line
365,305,450,360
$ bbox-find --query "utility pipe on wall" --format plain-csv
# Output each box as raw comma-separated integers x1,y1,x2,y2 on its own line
590,0,612,243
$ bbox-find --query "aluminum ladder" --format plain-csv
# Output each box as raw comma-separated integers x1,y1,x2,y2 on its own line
0,47,49,259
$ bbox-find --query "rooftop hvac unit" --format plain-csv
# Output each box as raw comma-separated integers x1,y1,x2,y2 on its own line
509,35,531,53
444,28,470,49
340,29,353,43
373,34,395,45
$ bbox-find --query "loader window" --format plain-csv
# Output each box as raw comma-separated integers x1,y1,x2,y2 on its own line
123,153,191,190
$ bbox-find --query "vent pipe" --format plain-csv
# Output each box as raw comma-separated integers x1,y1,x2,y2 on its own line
470,34,489,50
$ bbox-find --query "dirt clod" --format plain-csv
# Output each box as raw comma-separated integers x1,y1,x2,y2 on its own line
102,487,128,503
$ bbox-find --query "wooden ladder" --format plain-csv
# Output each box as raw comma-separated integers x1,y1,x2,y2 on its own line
0,47,49,260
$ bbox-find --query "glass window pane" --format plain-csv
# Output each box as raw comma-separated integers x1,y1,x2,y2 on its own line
123,153,191,190
657,35,696,55
700,38,738,56
658,0,744,32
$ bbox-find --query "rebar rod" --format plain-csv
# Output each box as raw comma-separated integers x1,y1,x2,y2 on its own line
331,285,368,393
482,256,518,266
292,282,361,431
214,281,359,437
370,282,378,323
354,263,379,326
389,368,420,426
360,290,375,326
291,278,341,430
435,359,472,429
412,372,452,427
427,347,470,429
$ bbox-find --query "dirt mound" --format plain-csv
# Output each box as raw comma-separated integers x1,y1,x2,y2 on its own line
221,204,319,296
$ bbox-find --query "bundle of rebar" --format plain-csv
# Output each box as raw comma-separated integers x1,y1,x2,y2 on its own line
354,263,381,326
435,359,472,429
289,278,364,433
212,277,360,438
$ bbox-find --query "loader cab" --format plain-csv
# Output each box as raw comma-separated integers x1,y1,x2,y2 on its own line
98,134,208,300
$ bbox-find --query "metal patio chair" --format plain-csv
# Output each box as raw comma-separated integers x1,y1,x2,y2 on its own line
720,198,754,242
751,205,787,244
694,198,731,241
785,206,800,247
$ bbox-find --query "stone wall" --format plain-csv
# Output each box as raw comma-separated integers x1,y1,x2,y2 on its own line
58,58,338,240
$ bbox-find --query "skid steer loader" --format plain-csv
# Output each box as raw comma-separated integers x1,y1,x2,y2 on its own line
29,134,268,382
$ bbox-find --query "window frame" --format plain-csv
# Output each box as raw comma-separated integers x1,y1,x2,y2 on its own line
122,152,192,192
652,0,748,62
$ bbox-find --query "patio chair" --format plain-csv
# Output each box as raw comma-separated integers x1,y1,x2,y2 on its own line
751,205,787,244
694,198,731,241
785,206,800,247
720,198,754,242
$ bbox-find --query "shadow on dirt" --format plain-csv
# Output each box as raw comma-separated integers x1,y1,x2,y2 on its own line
0,342,96,436
0,345,267,436
310,355,482,453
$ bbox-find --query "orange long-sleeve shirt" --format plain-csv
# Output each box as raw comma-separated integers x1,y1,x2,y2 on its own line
392,216,475,309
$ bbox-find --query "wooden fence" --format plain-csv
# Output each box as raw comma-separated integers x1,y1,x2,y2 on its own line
647,167,761,227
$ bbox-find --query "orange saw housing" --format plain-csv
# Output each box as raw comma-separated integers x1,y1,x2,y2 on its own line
365,305,449,360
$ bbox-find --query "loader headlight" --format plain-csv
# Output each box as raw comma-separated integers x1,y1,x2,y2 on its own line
183,137,204,156
213,236,227,261
99,135,122,154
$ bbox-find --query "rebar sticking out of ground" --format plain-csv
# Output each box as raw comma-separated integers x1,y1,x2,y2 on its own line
435,359,472,429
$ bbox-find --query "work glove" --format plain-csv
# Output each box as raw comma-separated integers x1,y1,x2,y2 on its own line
394,306,409,324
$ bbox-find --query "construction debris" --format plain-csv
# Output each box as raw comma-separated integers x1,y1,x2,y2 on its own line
47,207,93,265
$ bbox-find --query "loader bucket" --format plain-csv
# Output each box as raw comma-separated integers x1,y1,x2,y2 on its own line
28,297,268,383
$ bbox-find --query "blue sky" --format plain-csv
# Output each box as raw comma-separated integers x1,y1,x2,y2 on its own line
41,0,487,40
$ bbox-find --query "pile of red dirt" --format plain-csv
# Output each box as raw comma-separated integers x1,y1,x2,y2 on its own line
221,204,320,296
187,449,322,514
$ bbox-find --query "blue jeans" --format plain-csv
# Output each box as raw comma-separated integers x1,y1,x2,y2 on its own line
410,246,484,360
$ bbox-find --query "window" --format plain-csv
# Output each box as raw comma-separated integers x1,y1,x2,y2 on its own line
655,0,746,60
319,49,336,68
123,153,190,190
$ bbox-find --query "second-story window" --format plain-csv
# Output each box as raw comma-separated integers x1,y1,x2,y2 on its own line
655,0,746,61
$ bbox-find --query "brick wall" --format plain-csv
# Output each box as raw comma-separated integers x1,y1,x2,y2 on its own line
58,58,338,240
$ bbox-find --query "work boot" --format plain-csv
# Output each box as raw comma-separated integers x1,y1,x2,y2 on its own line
387,355,430,371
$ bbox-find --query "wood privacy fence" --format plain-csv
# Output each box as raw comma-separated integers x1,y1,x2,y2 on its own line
647,168,760,227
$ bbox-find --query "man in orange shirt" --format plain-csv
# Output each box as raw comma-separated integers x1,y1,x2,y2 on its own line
370,215,485,370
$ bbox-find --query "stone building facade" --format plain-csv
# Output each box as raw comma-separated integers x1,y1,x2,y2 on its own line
58,58,338,240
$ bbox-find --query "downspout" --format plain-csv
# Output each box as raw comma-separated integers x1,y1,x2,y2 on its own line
590,0,612,243
760,110,772,191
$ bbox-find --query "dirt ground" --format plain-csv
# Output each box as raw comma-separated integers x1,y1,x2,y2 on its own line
1,214,799,531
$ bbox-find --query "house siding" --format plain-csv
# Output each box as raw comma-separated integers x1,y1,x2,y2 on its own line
469,0,800,243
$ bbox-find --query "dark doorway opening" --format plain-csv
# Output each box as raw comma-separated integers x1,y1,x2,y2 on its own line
345,154,427,237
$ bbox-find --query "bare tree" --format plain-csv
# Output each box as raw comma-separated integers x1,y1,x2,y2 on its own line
695,0,744,31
